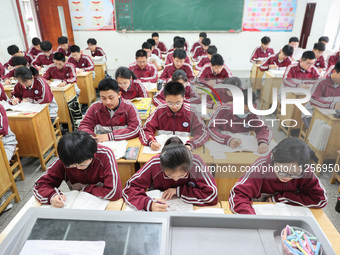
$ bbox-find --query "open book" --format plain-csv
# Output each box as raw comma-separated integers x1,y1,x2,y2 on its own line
100,140,128,160
49,79,62,88
142,134,190,154
0,101,46,113
252,203,314,218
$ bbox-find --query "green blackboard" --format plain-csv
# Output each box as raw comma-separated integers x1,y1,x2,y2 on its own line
115,0,244,31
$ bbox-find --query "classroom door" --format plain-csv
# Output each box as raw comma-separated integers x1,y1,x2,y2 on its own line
299,3,316,49
34,0,74,51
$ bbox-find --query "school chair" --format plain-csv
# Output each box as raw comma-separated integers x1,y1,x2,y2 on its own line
298,121,308,142
330,150,340,193
52,117,62,142
10,147,25,181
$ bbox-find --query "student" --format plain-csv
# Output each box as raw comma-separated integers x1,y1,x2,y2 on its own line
192,37,211,62
288,36,299,49
0,104,17,160
86,38,106,58
318,36,329,45
0,83,9,102
153,69,200,106
160,49,195,83
289,37,303,61
32,41,54,69
229,137,328,214
4,45,33,70
250,36,274,64
79,78,141,142
140,81,208,151
152,32,167,54
115,66,148,99
142,42,163,71
190,32,207,54
164,38,191,65
147,38,161,59
326,47,340,69
33,131,122,207
313,42,326,72
12,66,58,119
196,45,217,71
0,62,4,77
283,51,320,88
2,56,27,85
259,45,293,72
197,54,233,84
128,50,158,83
68,45,95,73
169,36,189,52
57,36,71,57
27,37,41,58
208,89,272,154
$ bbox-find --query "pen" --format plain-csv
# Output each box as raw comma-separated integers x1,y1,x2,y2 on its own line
152,199,170,207
149,135,157,143
54,187,66,207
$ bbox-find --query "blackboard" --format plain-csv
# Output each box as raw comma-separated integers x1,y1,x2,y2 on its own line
115,0,244,32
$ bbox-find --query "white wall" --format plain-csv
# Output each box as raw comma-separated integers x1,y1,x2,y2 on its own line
323,0,340,50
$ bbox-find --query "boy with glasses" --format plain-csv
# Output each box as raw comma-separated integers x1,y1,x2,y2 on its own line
128,49,158,83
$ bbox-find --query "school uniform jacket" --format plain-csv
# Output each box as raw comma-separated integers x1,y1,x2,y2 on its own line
196,55,210,71
164,52,191,66
250,46,275,64
206,88,234,109
43,63,77,84
57,45,71,57
0,63,4,77
79,99,141,141
32,52,55,67
197,63,233,83
2,67,16,80
326,51,339,69
33,144,122,204
192,46,207,62
160,63,195,83
119,79,148,99
123,154,218,211
229,153,328,214
314,55,325,69
128,62,158,83
190,41,200,53
155,41,167,54
4,52,33,68
259,54,292,72
86,46,106,58
152,48,161,58
324,64,334,77
283,63,320,88
310,75,340,109
0,105,17,151
139,103,209,149
27,46,41,57
68,54,95,72
0,83,9,102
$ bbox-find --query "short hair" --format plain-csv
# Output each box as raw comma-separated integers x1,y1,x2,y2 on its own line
333,60,340,73
313,42,325,52
164,136,184,146
211,54,224,66
57,36,68,45
207,45,218,55
40,41,52,52
151,32,159,38
173,38,185,49
53,52,66,62
289,37,299,43
14,66,39,82
282,45,294,57
57,131,97,167
141,42,152,50
318,36,329,43
242,89,256,105
147,38,156,46
199,32,207,38
160,143,192,172
173,36,180,43
7,45,19,55
163,81,185,98
173,49,186,60
261,36,271,45
115,66,137,80
87,38,97,45
135,49,148,59
222,76,243,89
202,38,211,46
98,78,120,93
70,45,81,53
12,56,27,67
32,37,41,46
301,51,316,61
172,69,188,82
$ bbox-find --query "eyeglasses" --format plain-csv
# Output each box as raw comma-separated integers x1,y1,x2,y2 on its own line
66,159,92,169
164,172,188,180
167,101,183,107
275,170,304,179
137,61,147,65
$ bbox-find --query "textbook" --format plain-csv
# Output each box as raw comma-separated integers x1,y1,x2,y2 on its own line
49,79,62,88
131,97,152,118
0,101,46,113
100,140,128,160
142,134,190,154
252,203,314,218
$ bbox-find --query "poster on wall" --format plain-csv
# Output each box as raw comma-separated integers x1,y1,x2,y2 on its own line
69,0,116,31
243,0,297,32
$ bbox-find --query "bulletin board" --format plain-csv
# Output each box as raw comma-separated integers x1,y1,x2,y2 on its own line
243,0,298,32
68,0,116,31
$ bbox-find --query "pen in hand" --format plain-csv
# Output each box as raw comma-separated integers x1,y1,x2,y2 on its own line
54,187,66,207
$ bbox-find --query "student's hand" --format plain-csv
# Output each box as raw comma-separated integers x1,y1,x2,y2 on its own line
36,66,42,71
4,79,11,85
76,69,84,74
150,141,161,151
162,188,177,200
335,102,340,110
11,97,19,105
270,65,278,69
229,138,242,148
151,199,169,212
317,68,323,74
266,196,273,202
257,143,269,154
185,144,192,151
21,98,28,103
258,60,264,64
51,194,66,208
299,83,309,89
207,80,215,87
96,134,109,143
58,82,66,87
7,66,14,71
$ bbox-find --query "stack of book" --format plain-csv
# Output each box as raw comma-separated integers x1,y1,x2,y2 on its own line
131,97,152,118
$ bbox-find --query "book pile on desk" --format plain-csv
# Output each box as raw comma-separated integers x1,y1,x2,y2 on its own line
131,97,152,118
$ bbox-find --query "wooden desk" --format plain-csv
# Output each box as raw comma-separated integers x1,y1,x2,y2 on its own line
330,150,340,192
147,87,159,99
4,85,14,98
94,63,106,88
77,71,96,107
8,105,57,171
260,70,283,110
221,201,340,254
250,63,265,91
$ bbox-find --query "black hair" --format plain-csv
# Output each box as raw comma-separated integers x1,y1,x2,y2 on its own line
164,136,184,146
151,32,159,38
202,38,211,46
135,49,148,59
301,51,316,61
211,54,224,66
98,78,120,93
40,41,52,52
173,36,181,43
172,69,188,83
58,36,68,45
289,37,299,43
173,49,186,60
333,60,340,73
57,131,97,166
115,66,137,80
313,42,325,52
141,42,152,50
173,37,185,49
147,38,156,46
222,76,243,89
70,45,81,53
160,143,192,173
261,36,271,45
163,81,185,98
207,45,217,55
14,66,39,82
242,89,256,105
12,56,27,67
87,38,97,45
53,52,66,62
7,45,19,55
199,32,207,38
282,45,294,57
32,37,41,46
318,36,329,43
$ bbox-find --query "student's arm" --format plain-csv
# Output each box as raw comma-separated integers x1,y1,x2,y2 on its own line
251,115,272,145
0,84,9,102
3,60,11,69
259,56,271,72
0,63,5,77
32,55,42,68
160,65,171,83
197,65,208,83
139,109,159,146
250,47,259,64
208,106,233,145
135,80,148,98
97,47,107,58
164,54,171,66
319,56,326,69
192,47,200,62
187,108,209,149
139,64,158,83
309,79,336,108
78,104,97,136
42,66,52,81
65,64,77,84
33,78,54,104
152,89,165,107
0,105,9,136
83,56,95,72
10,84,23,103
185,64,196,84
184,86,201,104
283,65,299,88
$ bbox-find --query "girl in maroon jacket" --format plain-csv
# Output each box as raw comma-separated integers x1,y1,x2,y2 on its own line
229,137,328,214
123,137,218,211
33,131,122,207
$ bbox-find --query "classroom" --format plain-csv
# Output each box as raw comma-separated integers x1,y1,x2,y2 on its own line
0,0,340,254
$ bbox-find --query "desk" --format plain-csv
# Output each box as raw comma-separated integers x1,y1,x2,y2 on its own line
3,85,14,98
8,105,57,171
77,71,96,107
94,63,106,88
330,150,340,192
260,70,283,110
121,201,221,211
221,201,340,254
250,63,265,91
147,87,159,99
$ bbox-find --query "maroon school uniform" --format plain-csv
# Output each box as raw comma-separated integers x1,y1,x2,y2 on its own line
128,62,158,83
32,52,55,67
139,104,208,149
155,41,167,54
78,98,141,141
164,52,191,65
0,83,9,101
310,75,340,109
190,41,200,53
152,48,161,58
42,63,77,84
324,64,334,77
326,51,339,69
119,79,148,100
197,63,233,83
123,154,218,211
170,41,189,52
283,63,320,88
2,67,16,80
0,63,4,77
192,46,207,62
229,153,328,214
314,55,325,69
250,46,275,64
33,144,122,204
196,55,210,71
160,63,195,83
4,52,33,68
259,54,292,72
206,89,233,109
86,46,106,58
68,54,94,72
57,45,72,57
27,46,41,57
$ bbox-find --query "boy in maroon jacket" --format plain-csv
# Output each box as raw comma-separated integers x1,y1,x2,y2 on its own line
259,45,293,72
326,47,340,68
229,138,328,214
57,36,71,57
4,45,33,70
86,38,106,58
165,38,191,66
27,37,41,58
313,42,326,73
68,45,94,73
128,50,158,83
152,32,167,54
196,45,217,71
32,41,55,69
250,36,274,64
33,131,122,207
190,32,207,54
79,78,141,142
192,37,211,62
147,38,161,59
2,56,27,85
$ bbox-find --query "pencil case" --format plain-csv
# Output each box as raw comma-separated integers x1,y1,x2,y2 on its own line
124,147,139,160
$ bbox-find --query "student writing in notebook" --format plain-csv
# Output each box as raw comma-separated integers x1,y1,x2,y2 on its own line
190,32,207,54
142,42,163,71
313,42,326,73
79,78,141,142
164,38,191,66
2,56,27,85
318,36,329,46
68,45,95,74
288,36,301,61
229,138,328,214
123,137,218,211
196,45,217,71
4,45,33,70
152,32,167,54
86,38,106,58
169,36,189,52
0,82,9,102
27,37,41,58
32,41,54,69
192,37,211,62
0,104,18,161
147,38,162,59
33,131,122,207
259,45,293,72
326,46,340,69
57,36,71,58
250,36,274,64
128,49,158,83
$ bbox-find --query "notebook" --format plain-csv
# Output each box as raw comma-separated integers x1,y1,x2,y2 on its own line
252,203,315,218
0,101,46,113
142,134,190,154
308,119,331,151
100,140,128,160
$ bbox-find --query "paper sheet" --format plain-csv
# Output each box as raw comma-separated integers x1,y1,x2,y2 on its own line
100,140,128,159
253,203,314,218
142,135,190,154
